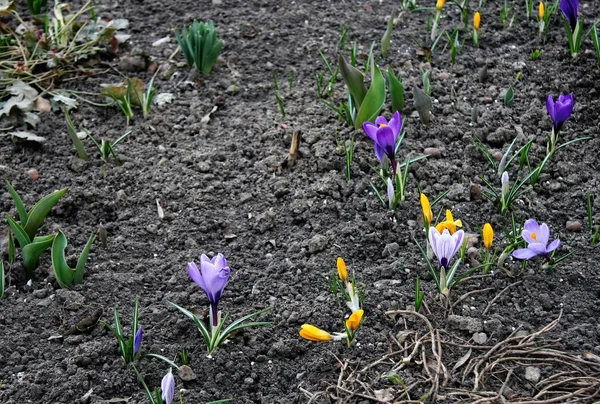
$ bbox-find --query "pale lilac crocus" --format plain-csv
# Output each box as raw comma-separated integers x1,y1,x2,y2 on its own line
362,111,403,174
429,227,465,269
133,327,143,356
513,219,560,260
188,253,231,327
501,171,509,201
560,0,578,31
161,368,175,404
546,93,574,133
387,178,394,209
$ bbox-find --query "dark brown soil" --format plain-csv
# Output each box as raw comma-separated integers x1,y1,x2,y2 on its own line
1,0,600,403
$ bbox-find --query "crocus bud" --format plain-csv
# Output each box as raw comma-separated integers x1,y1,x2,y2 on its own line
133,327,143,356
420,193,433,226
337,257,348,283
436,0,446,11
346,309,364,331
161,369,175,404
483,223,493,249
539,2,545,19
299,324,333,341
474,12,481,30
501,171,509,201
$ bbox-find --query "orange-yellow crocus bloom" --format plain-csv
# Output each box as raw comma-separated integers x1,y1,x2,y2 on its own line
483,223,493,249
420,193,433,226
299,324,332,342
436,0,445,11
337,257,348,283
435,210,463,235
346,309,364,331
474,12,481,30
539,2,545,19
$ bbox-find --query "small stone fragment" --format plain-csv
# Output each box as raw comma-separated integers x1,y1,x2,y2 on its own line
565,221,582,232
472,332,487,344
525,366,541,383
424,147,442,158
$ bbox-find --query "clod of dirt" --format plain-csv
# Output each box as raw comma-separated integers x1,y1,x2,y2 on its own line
448,315,484,333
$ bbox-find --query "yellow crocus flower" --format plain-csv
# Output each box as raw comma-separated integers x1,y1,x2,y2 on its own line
435,210,463,234
474,12,481,30
436,0,446,11
299,324,332,342
346,309,364,331
337,257,348,283
420,193,433,226
539,2,545,19
483,223,493,249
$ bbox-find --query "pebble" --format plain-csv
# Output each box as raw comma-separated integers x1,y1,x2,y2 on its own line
27,168,39,180
565,221,582,232
525,366,541,383
32,289,48,299
448,315,484,333
472,332,487,344
382,242,400,257
307,234,328,253
424,147,442,158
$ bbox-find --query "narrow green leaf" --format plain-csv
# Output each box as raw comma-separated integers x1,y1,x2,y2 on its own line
381,9,394,57
5,214,31,249
64,108,88,161
24,187,68,240
339,54,367,107
169,301,211,344
6,180,28,225
388,68,404,113
220,307,272,338
413,87,432,125
143,353,179,369
504,87,514,107
0,261,4,299
8,228,15,265
51,229,76,288
22,234,54,279
354,64,385,130
74,231,96,284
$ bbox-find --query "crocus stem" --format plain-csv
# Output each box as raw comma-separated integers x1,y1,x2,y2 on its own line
210,302,219,328
390,158,397,177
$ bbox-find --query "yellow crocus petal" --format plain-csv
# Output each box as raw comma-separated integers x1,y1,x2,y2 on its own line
337,257,348,283
539,2,545,19
474,12,481,30
420,193,433,226
445,210,454,222
299,324,332,342
346,309,364,331
436,0,445,11
483,223,493,249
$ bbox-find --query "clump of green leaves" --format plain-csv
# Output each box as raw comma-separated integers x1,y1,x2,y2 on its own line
175,20,223,75
4,180,95,286
101,77,156,123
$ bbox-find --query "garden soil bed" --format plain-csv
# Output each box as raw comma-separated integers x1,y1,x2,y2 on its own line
1,0,600,403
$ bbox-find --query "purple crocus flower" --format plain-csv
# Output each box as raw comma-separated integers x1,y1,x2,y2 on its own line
560,0,578,31
546,93,574,133
513,219,560,260
362,111,403,174
429,227,465,269
188,253,231,327
161,369,175,404
133,327,143,356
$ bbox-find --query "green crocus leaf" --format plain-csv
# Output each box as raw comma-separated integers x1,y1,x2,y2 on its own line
339,54,367,107
354,64,385,130
388,67,405,113
6,180,28,225
22,235,55,279
51,230,96,288
5,214,31,249
24,187,68,240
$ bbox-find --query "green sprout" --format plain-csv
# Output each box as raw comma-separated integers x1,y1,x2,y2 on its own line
175,20,223,75
83,128,132,167
64,108,88,161
414,276,425,312
27,0,47,15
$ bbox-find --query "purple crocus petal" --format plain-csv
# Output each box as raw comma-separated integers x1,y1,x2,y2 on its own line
188,262,206,290
438,230,456,268
560,0,578,31
513,247,540,260
522,219,541,242
362,121,379,142
537,223,550,246
213,253,228,269
546,95,555,124
199,261,230,305
133,327,143,356
161,369,175,404
554,94,574,128
200,254,211,264
388,111,402,136
374,143,386,163
451,230,465,259
546,238,561,253
375,116,389,126
429,226,440,253
527,242,548,256
375,125,396,160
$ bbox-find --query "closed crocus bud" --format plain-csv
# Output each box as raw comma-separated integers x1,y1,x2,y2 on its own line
387,178,395,210
161,369,175,404
299,324,333,342
420,193,433,226
474,12,481,30
346,309,364,331
133,327,143,356
501,171,510,200
436,0,446,11
337,257,348,283
539,2,545,19
483,223,493,249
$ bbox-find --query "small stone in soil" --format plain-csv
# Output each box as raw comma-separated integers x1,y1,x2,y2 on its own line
27,168,39,180
565,221,582,232
472,332,487,344
525,366,541,383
